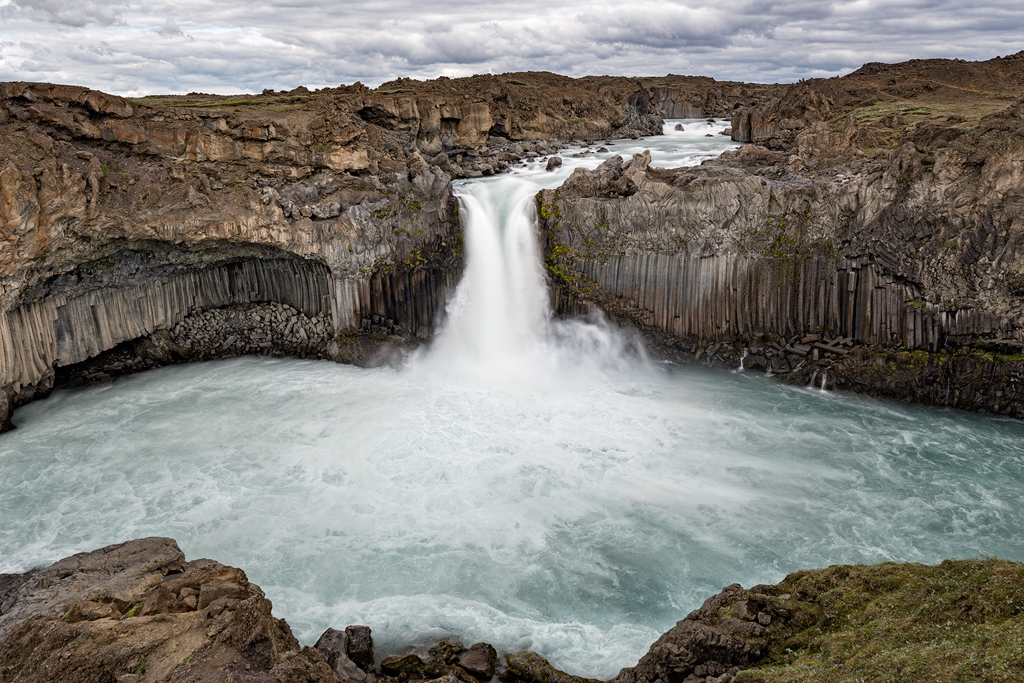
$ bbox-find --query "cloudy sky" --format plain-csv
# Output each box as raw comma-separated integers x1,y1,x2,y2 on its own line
0,0,1022,95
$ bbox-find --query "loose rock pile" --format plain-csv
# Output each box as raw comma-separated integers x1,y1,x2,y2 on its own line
53,302,337,389
432,139,568,178
171,302,334,361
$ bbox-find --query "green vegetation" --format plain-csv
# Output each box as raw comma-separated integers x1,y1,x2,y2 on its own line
128,94,320,109
91,588,113,601
405,249,427,268
136,661,149,675
122,603,142,619
735,558,1024,683
545,243,572,283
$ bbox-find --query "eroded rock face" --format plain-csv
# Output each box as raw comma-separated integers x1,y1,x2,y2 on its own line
0,72,679,430
0,537,338,682
539,56,1024,416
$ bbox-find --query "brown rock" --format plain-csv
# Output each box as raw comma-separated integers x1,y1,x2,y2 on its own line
459,642,497,679
0,537,339,683
381,653,424,678
500,652,601,683
197,579,246,609
732,600,758,621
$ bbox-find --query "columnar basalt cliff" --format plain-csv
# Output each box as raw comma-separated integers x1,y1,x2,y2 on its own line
4,56,1024,426
540,54,1024,417
0,74,666,430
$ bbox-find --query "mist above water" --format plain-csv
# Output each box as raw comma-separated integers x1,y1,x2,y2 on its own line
2,121,1023,680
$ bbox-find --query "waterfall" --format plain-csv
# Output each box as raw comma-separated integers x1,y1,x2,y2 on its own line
416,172,645,384
425,178,551,370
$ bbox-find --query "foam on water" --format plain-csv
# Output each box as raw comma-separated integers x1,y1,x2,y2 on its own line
2,121,1024,679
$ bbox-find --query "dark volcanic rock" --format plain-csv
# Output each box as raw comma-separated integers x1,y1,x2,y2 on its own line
345,625,376,671
317,627,368,682
458,642,497,679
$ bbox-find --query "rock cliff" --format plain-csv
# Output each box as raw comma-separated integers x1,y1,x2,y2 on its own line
539,54,1024,417
0,73,665,430
4,55,1024,426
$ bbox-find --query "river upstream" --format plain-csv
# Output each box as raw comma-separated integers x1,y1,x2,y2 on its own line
2,121,1023,679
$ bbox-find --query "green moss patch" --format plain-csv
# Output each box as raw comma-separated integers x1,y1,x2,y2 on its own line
737,559,1024,683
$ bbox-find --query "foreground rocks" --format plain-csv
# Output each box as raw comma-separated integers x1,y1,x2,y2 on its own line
0,538,336,682
0,538,599,683
4,540,1020,683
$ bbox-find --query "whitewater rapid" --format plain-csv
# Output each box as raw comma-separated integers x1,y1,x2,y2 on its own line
2,121,1023,679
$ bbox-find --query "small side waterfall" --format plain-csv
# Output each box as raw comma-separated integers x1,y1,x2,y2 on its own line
733,348,749,374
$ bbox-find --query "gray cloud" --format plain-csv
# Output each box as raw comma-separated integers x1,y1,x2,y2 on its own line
158,18,183,37
10,0,128,27
0,0,1021,95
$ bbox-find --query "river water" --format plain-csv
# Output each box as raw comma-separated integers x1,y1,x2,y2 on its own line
2,121,1023,679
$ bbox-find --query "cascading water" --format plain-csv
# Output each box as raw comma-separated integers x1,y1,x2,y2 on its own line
425,180,551,373
2,121,1024,679
416,167,644,387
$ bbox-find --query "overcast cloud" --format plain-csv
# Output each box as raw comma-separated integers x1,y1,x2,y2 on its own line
0,0,1022,95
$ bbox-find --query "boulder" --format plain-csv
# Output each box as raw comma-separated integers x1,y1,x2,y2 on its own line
345,624,375,670
459,642,497,679
317,628,368,682
380,653,424,678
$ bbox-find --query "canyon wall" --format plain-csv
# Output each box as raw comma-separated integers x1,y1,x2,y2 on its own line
4,56,1024,425
540,56,1024,414
0,74,669,429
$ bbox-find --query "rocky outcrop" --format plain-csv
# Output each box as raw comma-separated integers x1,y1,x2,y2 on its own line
3,540,1021,683
643,76,778,120
609,582,795,683
0,537,338,682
